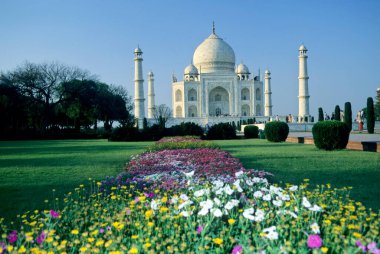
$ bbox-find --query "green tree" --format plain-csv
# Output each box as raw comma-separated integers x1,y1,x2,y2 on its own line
367,97,375,134
344,102,352,132
318,107,324,122
334,105,341,121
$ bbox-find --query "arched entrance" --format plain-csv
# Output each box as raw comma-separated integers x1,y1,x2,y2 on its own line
241,104,250,116
209,87,229,116
188,105,197,117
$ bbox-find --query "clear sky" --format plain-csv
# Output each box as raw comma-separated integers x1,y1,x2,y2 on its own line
1,0,379,117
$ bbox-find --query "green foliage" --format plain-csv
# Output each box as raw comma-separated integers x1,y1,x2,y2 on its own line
367,97,375,134
143,118,148,130
168,122,204,137
206,122,236,140
244,125,259,139
237,121,241,131
312,120,350,150
344,102,352,132
148,138,219,152
334,105,341,121
109,125,140,141
318,107,324,122
264,121,289,142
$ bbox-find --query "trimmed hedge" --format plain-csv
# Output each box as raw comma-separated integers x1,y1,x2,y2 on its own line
312,120,350,150
264,122,289,142
206,123,236,140
244,125,259,139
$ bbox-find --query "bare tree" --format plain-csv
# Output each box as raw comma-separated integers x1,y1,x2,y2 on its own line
153,104,172,127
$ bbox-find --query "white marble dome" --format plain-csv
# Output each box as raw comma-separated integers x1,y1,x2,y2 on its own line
236,63,250,74
193,33,235,73
184,63,198,75
299,44,307,51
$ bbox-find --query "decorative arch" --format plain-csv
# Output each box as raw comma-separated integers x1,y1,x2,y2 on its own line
241,88,250,100
256,88,261,100
241,104,250,116
209,86,229,116
188,89,197,101
188,105,197,117
175,89,182,102
175,105,182,117
256,104,261,116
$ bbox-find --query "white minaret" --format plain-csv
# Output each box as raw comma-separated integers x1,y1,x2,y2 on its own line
147,71,155,118
134,46,145,127
264,69,272,116
298,44,310,122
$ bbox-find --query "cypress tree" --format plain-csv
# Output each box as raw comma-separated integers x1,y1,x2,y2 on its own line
143,118,148,130
367,97,375,134
318,107,324,122
344,102,352,132
334,105,341,121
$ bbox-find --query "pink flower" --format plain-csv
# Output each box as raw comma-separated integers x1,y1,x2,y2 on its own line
232,245,243,254
7,230,17,243
36,231,45,245
307,234,322,249
356,240,367,252
196,225,204,234
50,210,59,218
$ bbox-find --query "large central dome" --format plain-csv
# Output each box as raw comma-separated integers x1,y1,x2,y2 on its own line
193,32,236,73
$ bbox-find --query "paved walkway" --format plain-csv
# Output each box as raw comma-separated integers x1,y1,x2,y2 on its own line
288,132,380,142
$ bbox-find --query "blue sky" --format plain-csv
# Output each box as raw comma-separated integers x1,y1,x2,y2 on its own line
1,0,379,117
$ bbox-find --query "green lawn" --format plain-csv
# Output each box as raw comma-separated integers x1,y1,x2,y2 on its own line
0,140,151,221
216,139,380,210
0,139,379,223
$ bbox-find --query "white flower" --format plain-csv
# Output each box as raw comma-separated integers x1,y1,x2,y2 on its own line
309,205,322,212
235,170,244,178
233,179,243,192
180,194,189,201
245,179,254,186
150,200,160,210
288,211,298,219
269,186,282,195
280,194,290,201
200,199,213,210
263,226,278,240
180,211,192,217
212,180,224,189
213,197,221,206
272,199,283,207
289,185,298,192
224,185,234,195
198,208,209,216
178,200,193,210
215,188,224,195
302,197,311,208
224,199,239,210
182,170,195,178
254,209,265,222
263,194,272,201
212,208,223,217
243,208,255,220
254,191,263,198
310,222,320,234
253,177,261,183
171,197,178,204
194,189,209,197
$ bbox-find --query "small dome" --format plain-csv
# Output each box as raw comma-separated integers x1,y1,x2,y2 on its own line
148,71,154,77
265,69,271,75
299,44,307,51
236,63,250,74
134,46,142,53
193,33,235,73
184,63,199,75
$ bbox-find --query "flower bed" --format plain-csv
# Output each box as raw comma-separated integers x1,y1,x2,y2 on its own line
0,138,379,253
148,136,219,151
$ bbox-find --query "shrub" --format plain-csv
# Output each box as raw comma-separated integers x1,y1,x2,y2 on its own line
367,97,375,134
334,105,341,121
168,122,204,137
264,121,289,142
109,126,140,141
318,107,324,122
344,102,352,132
206,122,236,140
244,125,259,139
312,120,350,150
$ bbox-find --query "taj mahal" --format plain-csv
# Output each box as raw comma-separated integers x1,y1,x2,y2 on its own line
133,25,311,128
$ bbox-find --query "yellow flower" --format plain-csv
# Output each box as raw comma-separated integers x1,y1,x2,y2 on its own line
212,238,223,245
128,247,139,254
321,247,328,253
46,237,53,243
147,222,154,227
143,243,152,248
18,245,26,253
112,221,124,230
7,246,13,252
353,232,362,238
80,247,87,253
111,195,117,200
132,235,139,239
228,218,236,225
96,240,104,246
88,237,95,243
110,252,122,254
71,229,79,235
145,210,154,218
105,240,113,248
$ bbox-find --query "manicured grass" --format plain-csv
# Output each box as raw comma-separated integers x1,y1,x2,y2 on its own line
216,139,380,211
0,140,152,221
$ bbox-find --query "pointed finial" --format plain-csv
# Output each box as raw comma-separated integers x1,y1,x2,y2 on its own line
212,21,215,34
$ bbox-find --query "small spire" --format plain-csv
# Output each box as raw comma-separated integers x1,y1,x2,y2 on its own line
212,21,215,34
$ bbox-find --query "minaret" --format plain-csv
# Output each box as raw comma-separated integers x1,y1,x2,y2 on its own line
147,71,155,118
264,69,272,116
298,44,310,122
134,46,145,127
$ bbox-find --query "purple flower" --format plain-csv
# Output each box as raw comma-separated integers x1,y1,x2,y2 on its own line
368,242,380,254
134,197,140,204
36,231,45,245
125,208,131,215
196,225,204,234
356,240,367,252
7,230,17,244
50,210,59,218
99,228,105,234
144,192,155,198
307,234,322,249
0,241,6,253
232,245,243,254
106,226,111,231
